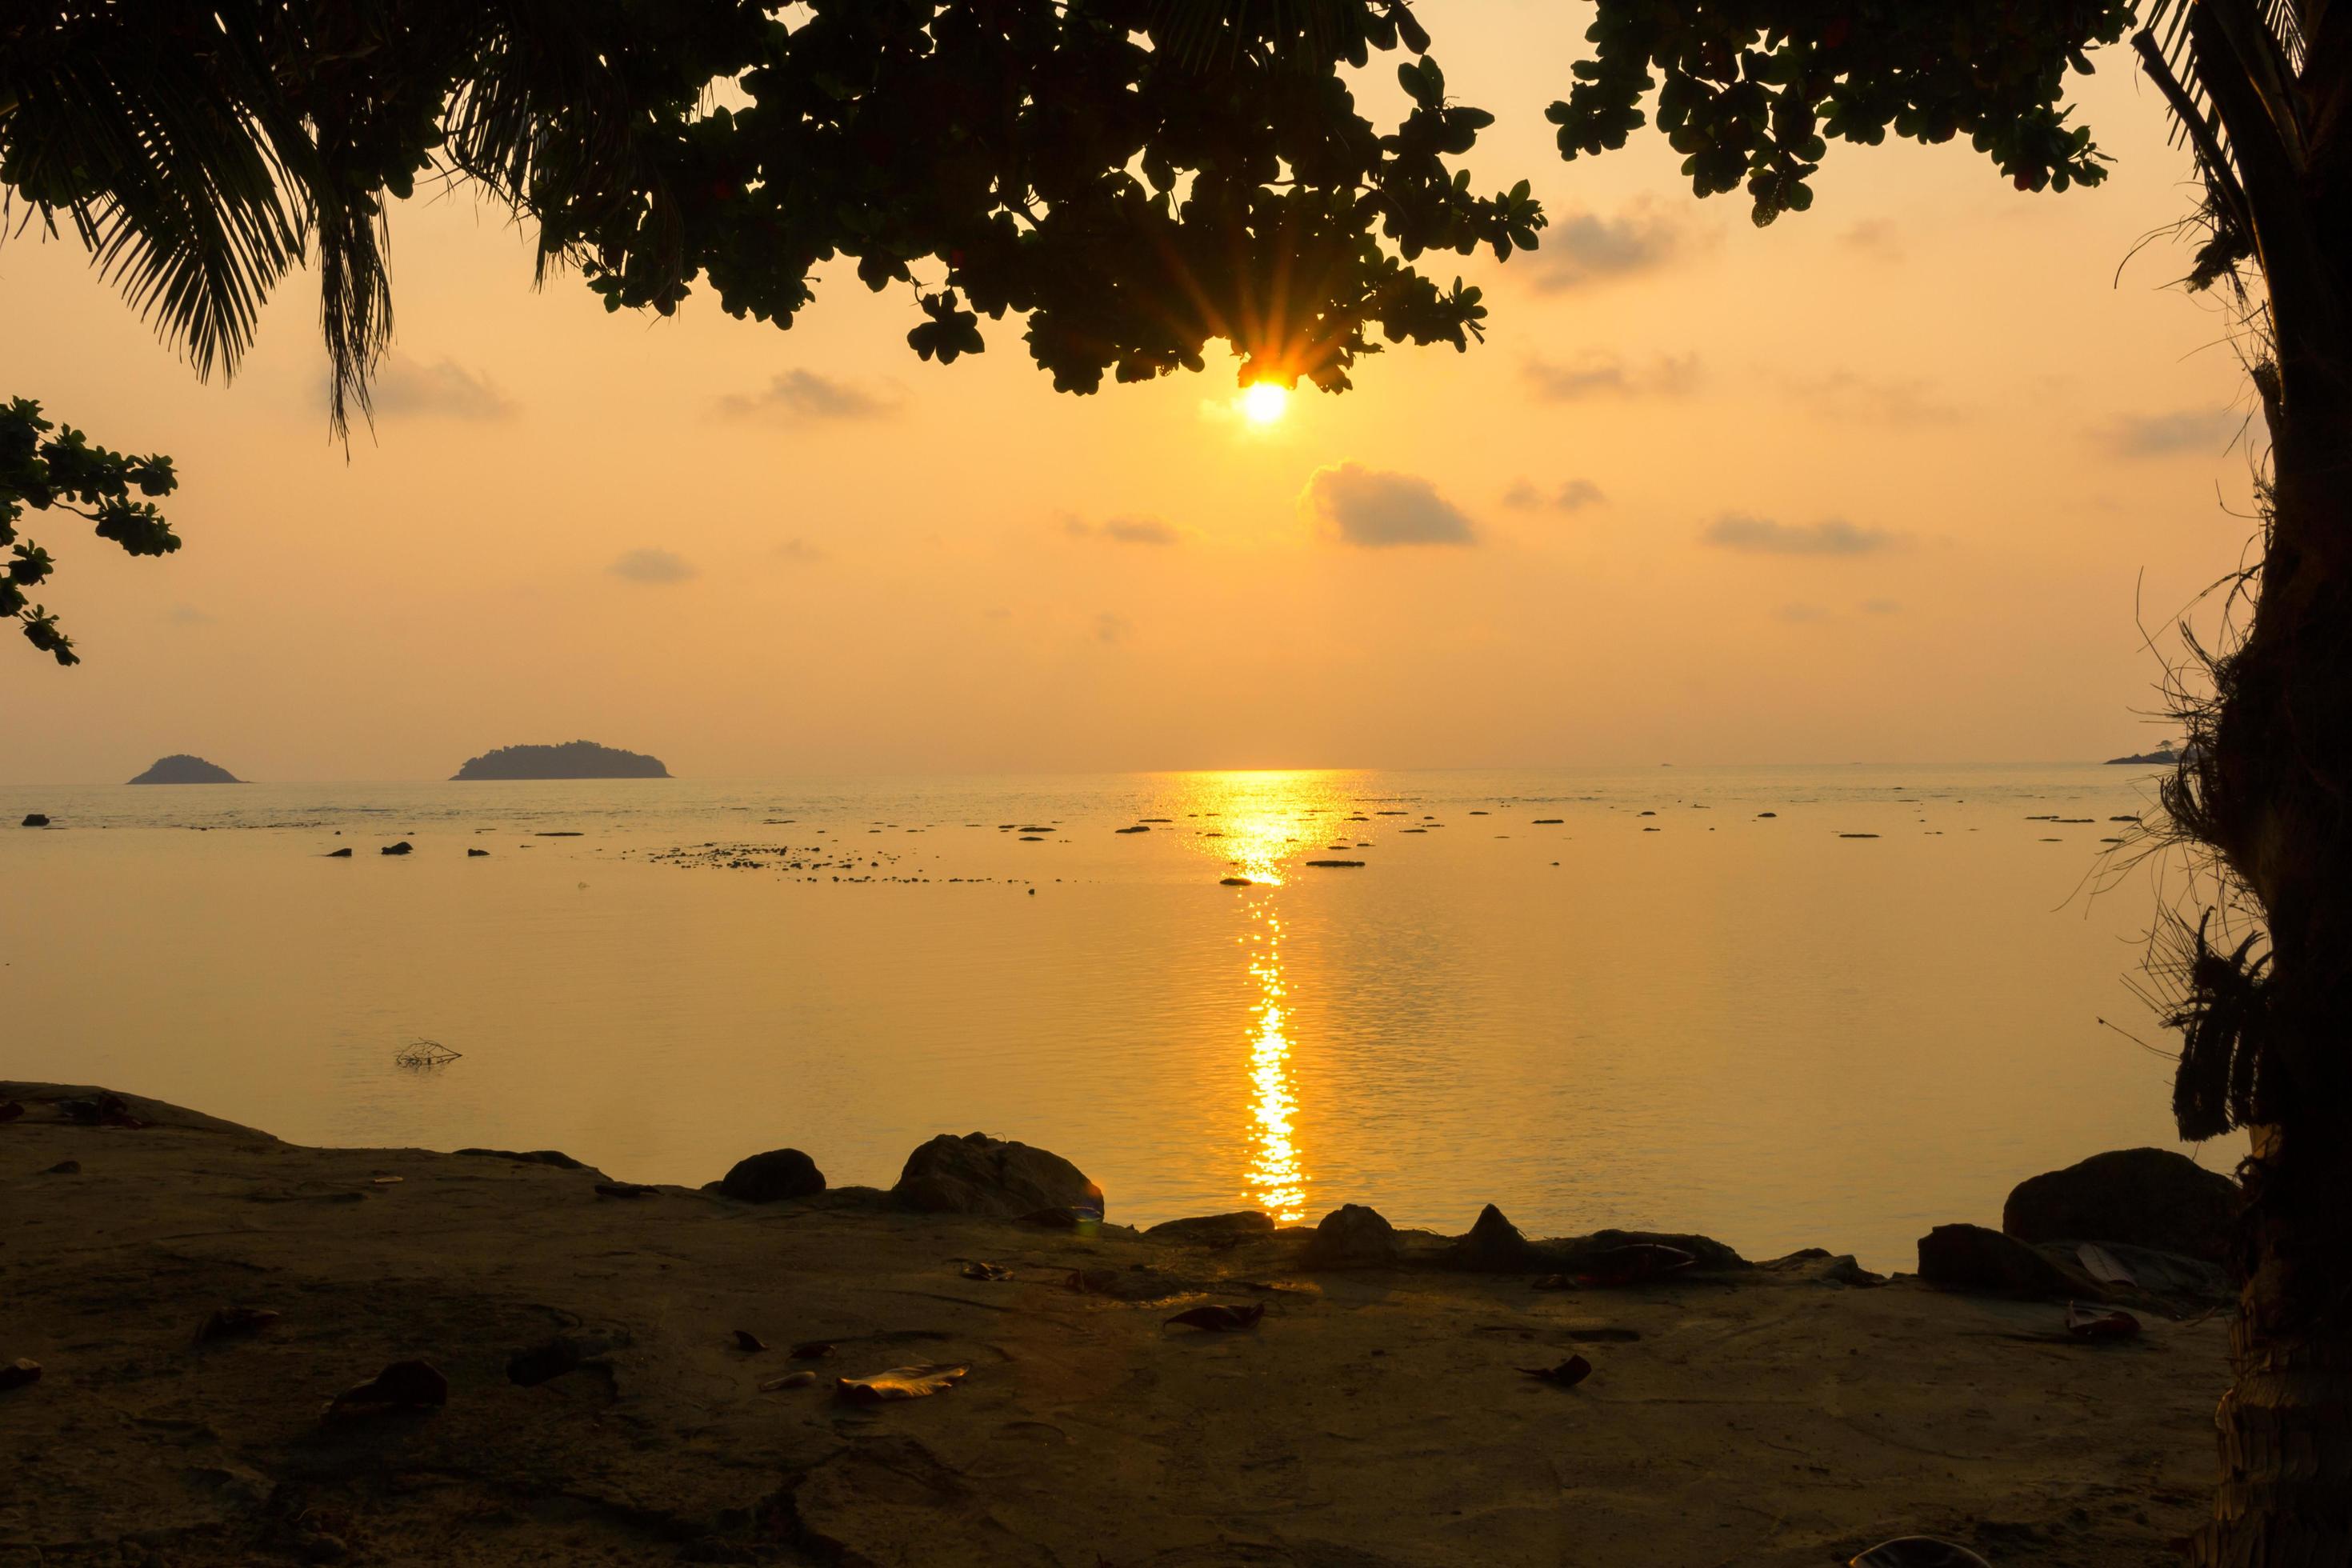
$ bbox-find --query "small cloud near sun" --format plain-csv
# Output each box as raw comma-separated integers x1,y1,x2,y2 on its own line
1301,463,1477,548
1504,478,1606,512
610,547,698,584
1066,514,1183,546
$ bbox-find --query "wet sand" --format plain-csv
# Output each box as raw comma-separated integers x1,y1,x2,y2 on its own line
1,1084,2220,1566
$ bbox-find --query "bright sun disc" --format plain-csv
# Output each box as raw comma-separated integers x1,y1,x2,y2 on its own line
1239,382,1290,426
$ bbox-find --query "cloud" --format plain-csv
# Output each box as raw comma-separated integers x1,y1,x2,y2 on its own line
1066,514,1183,546
1299,463,1476,547
1860,598,1902,615
1523,353,1699,402
1842,219,1905,261
775,537,829,563
166,602,214,626
609,547,698,584
359,354,515,421
718,370,901,422
2106,408,2240,458
1786,370,1962,426
1094,611,1133,646
1529,202,1684,292
1503,478,1606,512
1775,602,1831,624
1702,514,1905,556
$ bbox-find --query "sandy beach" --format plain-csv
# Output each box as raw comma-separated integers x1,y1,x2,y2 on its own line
1,1084,2224,1566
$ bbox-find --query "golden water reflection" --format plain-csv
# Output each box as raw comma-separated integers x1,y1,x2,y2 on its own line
1243,905,1306,1221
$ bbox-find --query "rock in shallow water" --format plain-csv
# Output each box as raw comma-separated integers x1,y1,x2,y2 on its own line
1302,1203,1401,1270
891,1132,1102,1220
2002,1147,2237,1262
718,1147,826,1203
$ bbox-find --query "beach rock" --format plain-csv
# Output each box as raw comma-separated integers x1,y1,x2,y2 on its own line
1143,1211,1275,1244
1553,1229,1749,1274
1917,1223,2081,1298
1302,1204,1402,1270
457,1147,586,1170
467,848,490,858
718,1147,826,1204
892,1132,1102,1220
2002,1148,2237,1262
381,842,413,856
1448,1204,1542,1273
324,847,354,858
19,814,48,828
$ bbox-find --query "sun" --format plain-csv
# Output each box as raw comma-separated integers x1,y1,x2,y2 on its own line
1238,382,1291,426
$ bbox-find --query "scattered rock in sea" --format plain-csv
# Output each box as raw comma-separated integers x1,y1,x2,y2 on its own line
1302,1203,1402,1270
1533,818,1563,825
324,847,354,858
1115,825,1151,834
467,848,489,858
1757,811,1778,818
1144,1211,1276,1245
19,813,49,828
1916,1222,2082,1298
1306,859,1366,868
381,842,414,856
717,1147,826,1203
892,1131,1103,1220
1219,876,1253,886
1447,1203,1542,1273
2002,1147,2237,1262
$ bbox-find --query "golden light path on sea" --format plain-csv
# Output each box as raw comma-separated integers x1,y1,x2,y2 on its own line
1243,904,1305,1222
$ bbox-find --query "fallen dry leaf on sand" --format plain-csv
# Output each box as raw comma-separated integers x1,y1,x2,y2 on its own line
1164,1303,1266,1333
1518,1355,1593,1388
835,1363,969,1403
960,1262,1012,1282
195,1307,280,1346
1849,1538,1992,1567
324,1358,448,1419
2065,1304,2143,1342
759,1370,818,1391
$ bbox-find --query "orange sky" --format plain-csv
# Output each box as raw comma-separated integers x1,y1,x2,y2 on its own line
0,2,2261,782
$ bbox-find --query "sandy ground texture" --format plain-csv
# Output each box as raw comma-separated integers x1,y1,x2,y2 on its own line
0,1084,2226,1568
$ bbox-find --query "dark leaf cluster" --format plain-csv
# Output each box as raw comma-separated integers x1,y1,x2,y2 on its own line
1550,2,2135,225
0,398,181,666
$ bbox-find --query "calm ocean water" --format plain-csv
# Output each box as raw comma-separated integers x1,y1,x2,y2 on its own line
0,766,2214,1268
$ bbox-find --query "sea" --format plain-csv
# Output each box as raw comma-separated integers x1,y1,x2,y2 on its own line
0,765,2219,1270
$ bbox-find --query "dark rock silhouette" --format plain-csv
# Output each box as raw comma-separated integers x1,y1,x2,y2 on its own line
381,842,413,856
1448,1203,1542,1272
324,847,353,858
466,848,489,858
1916,1223,2085,1297
1142,1211,1274,1243
20,813,48,827
892,1132,1102,1219
2002,1148,2238,1262
1302,1203,1402,1270
127,754,240,784
716,1148,826,1203
451,741,670,781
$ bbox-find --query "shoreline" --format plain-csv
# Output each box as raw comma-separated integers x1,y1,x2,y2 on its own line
0,1083,2224,1566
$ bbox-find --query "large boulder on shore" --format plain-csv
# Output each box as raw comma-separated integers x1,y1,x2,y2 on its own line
717,1148,826,1203
2002,1148,2237,1262
1447,1204,1542,1272
891,1132,1102,1219
1302,1204,1402,1270
1918,1223,2083,1298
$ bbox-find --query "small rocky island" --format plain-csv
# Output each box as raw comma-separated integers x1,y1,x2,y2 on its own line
450,740,670,781
2106,742,2194,766
126,754,242,785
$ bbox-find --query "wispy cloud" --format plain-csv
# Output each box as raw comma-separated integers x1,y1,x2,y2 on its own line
1066,514,1183,546
1860,598,1902,614
1300,463,1476,547
1702,514,1905,556
1503,478,1606,512
1528,202,1686,292
364,354,515,421
1775,602,1831,624
1523,353,1700,402
1094,611,1134,646
1842,219,1904,262
610,547,698,584
167,602,214,626
1786,370,1962,426
2104,408,2241,458
775,537,829,563
718,370,901,422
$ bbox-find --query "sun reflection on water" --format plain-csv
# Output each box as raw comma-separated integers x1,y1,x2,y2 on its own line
1243,906,1306,1222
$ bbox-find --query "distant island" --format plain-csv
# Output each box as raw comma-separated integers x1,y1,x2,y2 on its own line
450,740,671,781
126,754,242,785
2106,742,2196,766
